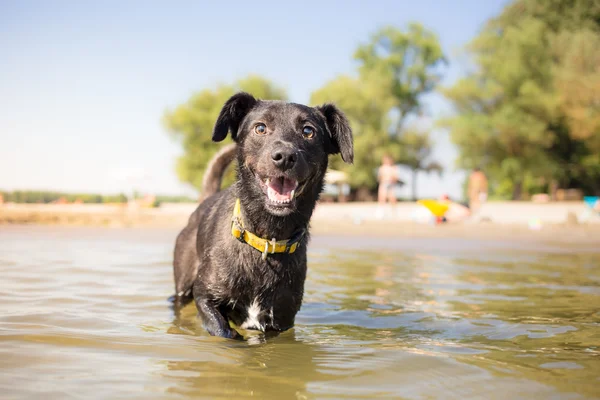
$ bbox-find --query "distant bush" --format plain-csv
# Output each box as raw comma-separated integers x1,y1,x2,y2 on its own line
0,190,196,205
0,190,128,204
153,195,196,203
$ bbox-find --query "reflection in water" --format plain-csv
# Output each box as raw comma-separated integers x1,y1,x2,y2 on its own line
165,316,323,399
0,226,599,399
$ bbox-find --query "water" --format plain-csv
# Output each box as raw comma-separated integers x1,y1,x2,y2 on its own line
1,225,599,399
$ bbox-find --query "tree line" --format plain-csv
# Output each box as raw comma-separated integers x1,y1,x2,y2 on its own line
442,0,600,199
0,191,195,205
164,0,600,200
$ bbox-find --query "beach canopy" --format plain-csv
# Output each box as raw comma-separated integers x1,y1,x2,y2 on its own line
324,170,348,185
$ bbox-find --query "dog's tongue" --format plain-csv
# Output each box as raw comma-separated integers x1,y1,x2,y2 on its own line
267,177,297,203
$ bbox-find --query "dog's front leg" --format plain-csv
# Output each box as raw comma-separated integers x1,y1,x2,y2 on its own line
194,296,239,339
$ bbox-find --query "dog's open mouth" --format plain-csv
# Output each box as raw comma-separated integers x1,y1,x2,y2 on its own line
257,175,299,205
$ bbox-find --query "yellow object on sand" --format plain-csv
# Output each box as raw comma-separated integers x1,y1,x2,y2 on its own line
417,199,450,217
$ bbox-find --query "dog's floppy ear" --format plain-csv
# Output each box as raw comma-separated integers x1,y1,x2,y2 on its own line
317,104,354,164
213,92,257,142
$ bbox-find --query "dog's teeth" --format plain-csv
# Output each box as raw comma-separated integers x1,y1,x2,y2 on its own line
265,178,270,185
290,190,295,199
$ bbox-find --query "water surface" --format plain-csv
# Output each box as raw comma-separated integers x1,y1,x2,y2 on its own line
1,226,599,399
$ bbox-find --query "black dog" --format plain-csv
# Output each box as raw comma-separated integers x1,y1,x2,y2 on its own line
172,92,353,339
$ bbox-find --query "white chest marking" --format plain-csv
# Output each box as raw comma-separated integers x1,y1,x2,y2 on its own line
240,298,264,331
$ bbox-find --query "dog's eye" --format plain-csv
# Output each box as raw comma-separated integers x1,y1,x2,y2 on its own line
302,126,315,138
254,123,267,135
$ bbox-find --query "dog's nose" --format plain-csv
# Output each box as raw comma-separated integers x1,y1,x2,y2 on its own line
271,147,298,170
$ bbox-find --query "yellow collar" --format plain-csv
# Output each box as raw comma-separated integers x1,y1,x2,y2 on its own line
231,198,304,260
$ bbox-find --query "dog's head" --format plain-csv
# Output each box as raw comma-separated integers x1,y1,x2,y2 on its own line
213,92,353,217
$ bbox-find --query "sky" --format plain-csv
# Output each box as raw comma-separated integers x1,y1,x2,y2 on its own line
0,0,508,199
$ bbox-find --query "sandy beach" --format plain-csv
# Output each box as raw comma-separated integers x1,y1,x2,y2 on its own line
1,202,598,249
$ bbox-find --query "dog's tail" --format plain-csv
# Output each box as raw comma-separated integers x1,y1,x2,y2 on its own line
200,143,237,200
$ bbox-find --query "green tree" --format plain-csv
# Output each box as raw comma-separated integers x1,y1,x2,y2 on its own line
311,24,447,193
163,75,287,193
311,73,397,190
354,24,447,134
441,0,600,199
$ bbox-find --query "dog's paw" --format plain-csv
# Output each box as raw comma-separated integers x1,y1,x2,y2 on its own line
225,329,244,341
207,326,242,340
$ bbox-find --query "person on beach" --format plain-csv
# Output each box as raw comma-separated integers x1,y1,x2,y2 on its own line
468,167,488,215
440,193,471,223
377,155,399,204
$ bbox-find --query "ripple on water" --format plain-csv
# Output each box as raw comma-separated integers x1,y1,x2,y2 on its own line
0,226,599,399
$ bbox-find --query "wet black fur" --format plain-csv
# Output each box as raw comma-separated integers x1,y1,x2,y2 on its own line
172,92,353,339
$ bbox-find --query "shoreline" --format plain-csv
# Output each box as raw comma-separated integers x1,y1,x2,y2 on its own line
310,219,600,250
1,203,598,248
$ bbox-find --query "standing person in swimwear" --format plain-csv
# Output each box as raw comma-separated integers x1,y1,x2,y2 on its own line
468,167,488,215
377,155,399,204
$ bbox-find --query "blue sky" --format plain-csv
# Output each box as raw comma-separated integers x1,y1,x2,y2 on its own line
0,0,508,199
